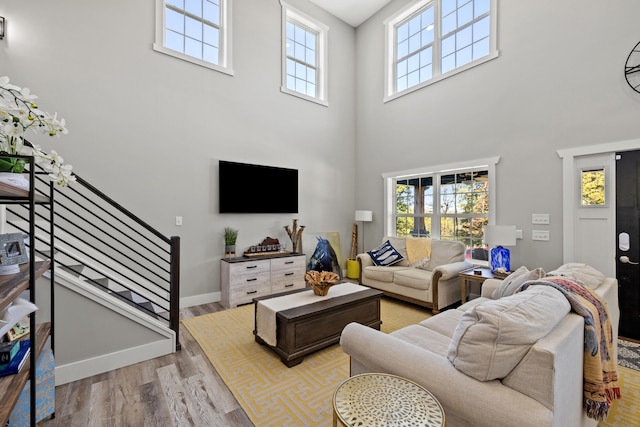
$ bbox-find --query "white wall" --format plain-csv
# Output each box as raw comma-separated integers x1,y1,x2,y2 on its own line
3,0,640,295
355,0,640,271
0,0,357,303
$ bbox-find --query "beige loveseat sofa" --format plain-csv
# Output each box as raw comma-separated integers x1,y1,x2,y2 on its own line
341,267,619,427
357,236,473,313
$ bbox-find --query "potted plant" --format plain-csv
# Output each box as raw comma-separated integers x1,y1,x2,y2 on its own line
224,227,238,254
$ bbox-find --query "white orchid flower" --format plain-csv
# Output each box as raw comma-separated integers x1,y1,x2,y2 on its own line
0,76,74,186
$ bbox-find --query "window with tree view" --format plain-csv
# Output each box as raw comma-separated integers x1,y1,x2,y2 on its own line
394,169,489,261
581,168,606,206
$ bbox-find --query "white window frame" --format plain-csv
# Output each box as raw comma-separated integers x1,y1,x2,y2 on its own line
280,1,329,106
382,157,499,263
383,0,498,103
153,0,234,76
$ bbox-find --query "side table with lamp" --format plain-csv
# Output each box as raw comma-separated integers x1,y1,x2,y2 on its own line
459,225,516,303
483,225,517,273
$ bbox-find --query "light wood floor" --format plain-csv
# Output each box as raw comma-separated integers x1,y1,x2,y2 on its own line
40,303,254,427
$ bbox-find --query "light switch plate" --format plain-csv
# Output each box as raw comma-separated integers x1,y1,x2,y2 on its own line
175,216,183,226
532,214,550,225
532,230,549,241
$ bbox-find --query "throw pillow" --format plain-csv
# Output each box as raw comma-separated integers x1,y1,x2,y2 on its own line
546,263,605,289
491,267,545,299
447,286,571,381
367,240,404,266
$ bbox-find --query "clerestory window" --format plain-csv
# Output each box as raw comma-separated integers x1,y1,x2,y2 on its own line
383,157,498,263
281,2,329,106
153,0,233,75
384,0,498,102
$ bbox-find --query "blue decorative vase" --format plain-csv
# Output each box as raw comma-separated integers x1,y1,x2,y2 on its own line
490,246,510,273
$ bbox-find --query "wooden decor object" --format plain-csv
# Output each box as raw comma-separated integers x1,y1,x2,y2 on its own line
349,223,358,259
284,219,305,253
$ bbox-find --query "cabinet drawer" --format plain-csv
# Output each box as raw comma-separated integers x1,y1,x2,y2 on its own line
230,281,271,306
271,256,306,272
271,269,305,286
271,280,306,294
228,260,270,276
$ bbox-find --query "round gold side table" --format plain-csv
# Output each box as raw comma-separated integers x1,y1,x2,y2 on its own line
332,373,445,427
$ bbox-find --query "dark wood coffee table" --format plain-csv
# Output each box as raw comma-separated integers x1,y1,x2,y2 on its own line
253,285,383,367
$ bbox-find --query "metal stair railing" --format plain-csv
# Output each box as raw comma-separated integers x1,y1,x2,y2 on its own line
6,160,181,351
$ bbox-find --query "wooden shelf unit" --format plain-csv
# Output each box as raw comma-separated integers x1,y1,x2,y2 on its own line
0,155,55,425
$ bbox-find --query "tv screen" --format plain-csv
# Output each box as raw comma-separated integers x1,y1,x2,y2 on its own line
219,161,299,213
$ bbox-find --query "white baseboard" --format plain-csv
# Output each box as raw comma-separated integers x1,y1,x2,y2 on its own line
55,339,175,386
180,291,220,308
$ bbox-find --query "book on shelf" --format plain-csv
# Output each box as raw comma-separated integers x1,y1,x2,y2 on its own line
0,341,19,365
0,340,30,377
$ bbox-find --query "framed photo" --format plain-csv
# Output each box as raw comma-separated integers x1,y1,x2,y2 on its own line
0,233,28,266
6,317,29,342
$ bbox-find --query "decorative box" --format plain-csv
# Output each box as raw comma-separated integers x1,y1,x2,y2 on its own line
9,348,55,425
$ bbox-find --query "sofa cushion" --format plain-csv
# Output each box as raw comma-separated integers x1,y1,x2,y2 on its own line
368,240,404,266
390,324,452,358
491,267,545,299
447,286,570,382
419,309,463,339
546,263,605,289
422,240,465,271
393,268,432,290
363,265,408,282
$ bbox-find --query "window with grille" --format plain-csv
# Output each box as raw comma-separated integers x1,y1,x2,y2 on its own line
154,0,233,75
384,0,498,102
385,158,498,263
281,2,329,106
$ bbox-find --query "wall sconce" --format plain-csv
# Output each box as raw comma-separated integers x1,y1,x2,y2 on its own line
0,17,5,40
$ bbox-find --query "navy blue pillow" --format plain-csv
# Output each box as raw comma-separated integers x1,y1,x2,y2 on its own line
367,240,404,266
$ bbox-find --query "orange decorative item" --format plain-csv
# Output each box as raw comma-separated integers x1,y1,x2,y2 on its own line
305,270,339,296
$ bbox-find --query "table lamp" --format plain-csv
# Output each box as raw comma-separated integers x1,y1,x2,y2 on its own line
483,225,516,273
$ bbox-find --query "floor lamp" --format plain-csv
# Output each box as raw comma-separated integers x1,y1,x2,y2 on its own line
355,210,373,252
483,225,516,273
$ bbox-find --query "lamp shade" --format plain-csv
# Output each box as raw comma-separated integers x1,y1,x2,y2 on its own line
355,210,373,222
484,225,516,247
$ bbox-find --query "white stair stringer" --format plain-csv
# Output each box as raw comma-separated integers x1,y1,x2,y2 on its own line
7,221,177,385
53,268,176,385
19,220,171,311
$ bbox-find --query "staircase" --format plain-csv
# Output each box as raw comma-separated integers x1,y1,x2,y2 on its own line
5,160,181,384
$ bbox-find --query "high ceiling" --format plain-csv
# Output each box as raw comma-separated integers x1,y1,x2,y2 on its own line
309,0,392,27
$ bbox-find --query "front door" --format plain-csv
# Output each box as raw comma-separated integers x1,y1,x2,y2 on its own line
616,150,640,341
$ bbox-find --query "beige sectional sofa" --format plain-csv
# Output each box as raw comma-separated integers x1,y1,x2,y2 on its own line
341,267,619,427
357,236,473,313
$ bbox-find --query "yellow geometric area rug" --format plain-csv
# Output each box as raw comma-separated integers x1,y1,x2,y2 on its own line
182,298,430,426
599,366,639,426
183,299,640,427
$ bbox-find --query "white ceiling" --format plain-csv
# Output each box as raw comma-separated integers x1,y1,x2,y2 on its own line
309,0,392,27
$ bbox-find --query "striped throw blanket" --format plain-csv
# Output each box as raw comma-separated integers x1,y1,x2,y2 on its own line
518,276,621,421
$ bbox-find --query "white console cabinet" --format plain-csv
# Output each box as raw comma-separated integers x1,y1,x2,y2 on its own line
221,254,306,308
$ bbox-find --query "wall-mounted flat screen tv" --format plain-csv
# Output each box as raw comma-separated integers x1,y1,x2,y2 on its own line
219,160,299,213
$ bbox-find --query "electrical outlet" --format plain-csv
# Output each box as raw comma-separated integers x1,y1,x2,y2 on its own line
175,216,183,226
532,230,549,241
532,214,550,225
